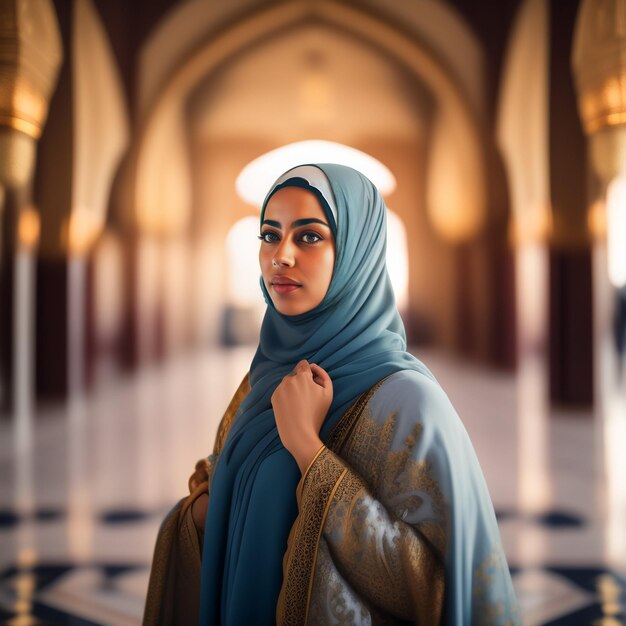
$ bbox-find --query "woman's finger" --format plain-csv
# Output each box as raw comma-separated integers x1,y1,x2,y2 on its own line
310,363,331,389
295,359,312,378
286,360,309,378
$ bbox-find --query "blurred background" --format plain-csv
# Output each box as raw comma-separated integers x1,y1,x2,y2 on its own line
1,0,625,623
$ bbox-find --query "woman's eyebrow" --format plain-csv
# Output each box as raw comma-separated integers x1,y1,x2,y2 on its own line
261,218,329,228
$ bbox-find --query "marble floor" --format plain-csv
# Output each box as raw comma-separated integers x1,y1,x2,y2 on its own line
0,346,624,625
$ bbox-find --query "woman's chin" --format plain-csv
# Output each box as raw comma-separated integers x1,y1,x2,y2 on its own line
271,293,324,316
274,299,316,316
276,304,306,316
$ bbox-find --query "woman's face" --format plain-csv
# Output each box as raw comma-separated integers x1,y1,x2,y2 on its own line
259,186,336,316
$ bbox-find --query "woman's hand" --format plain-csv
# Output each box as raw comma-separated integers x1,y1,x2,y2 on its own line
191,493,208,533
271,360,333,474
188,458,211,533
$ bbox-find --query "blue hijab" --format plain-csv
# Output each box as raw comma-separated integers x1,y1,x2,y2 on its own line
199,163,435,625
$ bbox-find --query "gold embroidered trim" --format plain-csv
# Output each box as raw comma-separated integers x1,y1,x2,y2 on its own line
326,375,391,453
277,447,346,625
277,376,391,626
213,372,251,456
304,466,348,620
297,443,327,504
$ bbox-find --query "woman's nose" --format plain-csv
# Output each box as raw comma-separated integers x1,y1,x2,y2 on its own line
273,238,295,267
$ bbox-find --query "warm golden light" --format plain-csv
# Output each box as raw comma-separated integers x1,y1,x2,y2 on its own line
136,200,190,237
236,140,396,207
0,0,63,140
11,569,35,625
428,198,483,243
508,204,553,247
427,111,487,243
298,66,333,124
572,0,626,135
93,231,124,340
0,89,48,139
579,79,626,134
17,206,40,249
588,199,607,239
63,210,103,255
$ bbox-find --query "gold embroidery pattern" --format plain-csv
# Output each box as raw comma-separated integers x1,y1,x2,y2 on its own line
472,550,521,626
326,377,391,452
342,406,448,558
143,497,202,625
286,377,449,625
276,447,346,625
322,455,444,623
277,381,384,626
308,539,392,626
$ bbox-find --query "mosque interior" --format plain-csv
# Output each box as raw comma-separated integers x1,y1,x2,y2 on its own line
1,0,625,623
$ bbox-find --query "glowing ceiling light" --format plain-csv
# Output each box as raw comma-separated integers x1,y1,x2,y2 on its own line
236,140,396,207
606,175,626,288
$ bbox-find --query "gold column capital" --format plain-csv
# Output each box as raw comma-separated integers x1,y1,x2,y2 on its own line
0,0,63,140
572,0,626,181
572,0,626,135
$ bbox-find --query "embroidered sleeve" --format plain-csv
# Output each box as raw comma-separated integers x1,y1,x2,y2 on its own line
279,372,519,626
298,444,445,625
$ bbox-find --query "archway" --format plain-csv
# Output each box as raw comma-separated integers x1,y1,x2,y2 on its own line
125,0,493,353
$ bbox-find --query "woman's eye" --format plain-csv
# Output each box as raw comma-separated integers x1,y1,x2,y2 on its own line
300,232,322,244
258,231,279,243
258,231,322,244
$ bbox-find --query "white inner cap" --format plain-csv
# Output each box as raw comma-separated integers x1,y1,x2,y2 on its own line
270,165,338,226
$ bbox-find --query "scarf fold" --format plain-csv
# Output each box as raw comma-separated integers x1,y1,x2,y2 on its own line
199,163,435,625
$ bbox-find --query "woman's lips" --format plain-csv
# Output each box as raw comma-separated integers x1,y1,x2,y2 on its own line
272,284,301,295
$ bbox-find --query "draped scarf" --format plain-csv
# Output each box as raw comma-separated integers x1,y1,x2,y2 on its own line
199,163,435,625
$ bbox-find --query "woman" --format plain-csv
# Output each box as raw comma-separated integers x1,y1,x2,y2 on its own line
143,163,520,625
